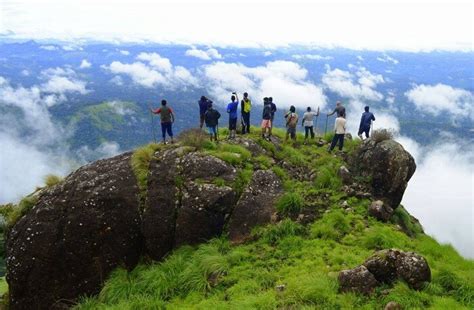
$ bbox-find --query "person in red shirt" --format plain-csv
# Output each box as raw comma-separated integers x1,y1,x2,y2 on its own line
151,99,175,144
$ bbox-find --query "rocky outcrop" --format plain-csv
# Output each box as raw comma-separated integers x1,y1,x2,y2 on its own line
6,152,142,309
6,146,283,309
351,139,416,210
339,249,431,295
228,170,283,243
368,200,393,222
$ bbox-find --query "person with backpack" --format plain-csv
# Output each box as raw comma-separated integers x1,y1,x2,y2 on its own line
328,111,347,152
261,97,273,141
358,106,376,139
151,99,175,144
227,92,239,139
198,95,212,129
240,92,251,134
269,97,277,137
285,105,299,141
302,106,320,143
204,102,221,142
327,101,346,118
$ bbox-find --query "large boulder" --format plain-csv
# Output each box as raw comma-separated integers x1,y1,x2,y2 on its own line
5,146,256,309
351,139,416,209
228,170,283,243
363,249,431,290
338,265,379,295
6,152,142,309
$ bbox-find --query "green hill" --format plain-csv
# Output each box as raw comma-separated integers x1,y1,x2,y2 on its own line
1,127,473,309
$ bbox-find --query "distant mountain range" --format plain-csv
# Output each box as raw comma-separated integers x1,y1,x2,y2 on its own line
1,39,473,159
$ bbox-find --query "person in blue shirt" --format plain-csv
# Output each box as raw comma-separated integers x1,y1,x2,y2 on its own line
226,92,239,139
358,106,376,139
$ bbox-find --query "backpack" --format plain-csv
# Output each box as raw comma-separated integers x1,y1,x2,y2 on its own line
243,99,251,113
286,112,298,128
205,109,220,126
160,106,172,123
262,104,272,120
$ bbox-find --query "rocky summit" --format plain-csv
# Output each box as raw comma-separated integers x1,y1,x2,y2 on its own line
2,129,473,310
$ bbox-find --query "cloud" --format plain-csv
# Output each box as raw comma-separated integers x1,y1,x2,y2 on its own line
202,60,327,110
322,66,385,101
104,53,198,89
39,67,90,103
79,59,92,69
120,50,130,55
76,141,122,163
105,101,135,116
376,54,399,64
39,45,58,51
0,78,75,203
263,51,272,57
0,132,70,204
400,138,474,258
21,69,30,76
405,83,474,119
292,54,333,61
185,47,222,60
62,44,83,51
109,76,124,86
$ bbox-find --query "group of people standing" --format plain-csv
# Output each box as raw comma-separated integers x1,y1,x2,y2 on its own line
151,94,376,152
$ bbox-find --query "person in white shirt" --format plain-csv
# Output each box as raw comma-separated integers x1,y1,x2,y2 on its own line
328,111,347,152
301,106,320,143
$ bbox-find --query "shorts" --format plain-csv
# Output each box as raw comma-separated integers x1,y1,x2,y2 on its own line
261,119,272,129
229,118,237,130
207,126,217,135
287,127,296,136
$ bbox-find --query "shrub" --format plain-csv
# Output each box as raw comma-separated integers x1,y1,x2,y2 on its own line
371,129,394,143
391,206,424,237
314,166,342,191
311,210,351,241
255,219,306,245
276,192,304,216
0,196,38,228
233,166,253,196
178,128,210,150
44,174,62,187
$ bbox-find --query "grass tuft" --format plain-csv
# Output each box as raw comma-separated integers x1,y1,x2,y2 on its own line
276,192,304,216
44,174,63,187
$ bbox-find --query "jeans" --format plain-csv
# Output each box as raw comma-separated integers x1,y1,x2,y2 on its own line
161,122,173,139
241,112,250,133
329,134,344,151
304,126,315,139
358,126,370,138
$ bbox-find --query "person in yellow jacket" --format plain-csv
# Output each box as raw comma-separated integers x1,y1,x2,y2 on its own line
240,92,251,134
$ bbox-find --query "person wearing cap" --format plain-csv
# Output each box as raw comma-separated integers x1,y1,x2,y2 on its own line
327,101,346,118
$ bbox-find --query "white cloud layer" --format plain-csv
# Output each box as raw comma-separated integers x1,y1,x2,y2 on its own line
1,1,471,51
185,47,222,60
405,83,474,119
104,52,198,89
292,54,333,61
400,138,474,258
202,60,327,110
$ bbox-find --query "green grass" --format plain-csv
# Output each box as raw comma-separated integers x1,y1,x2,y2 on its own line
130,143,162,209
0,195,38,228
275,192,304,216
44,174,63,187
76,202,474,309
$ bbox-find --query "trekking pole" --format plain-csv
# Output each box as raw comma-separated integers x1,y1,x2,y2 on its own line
315,114,319,136
324,115,329,136
148,104,157,143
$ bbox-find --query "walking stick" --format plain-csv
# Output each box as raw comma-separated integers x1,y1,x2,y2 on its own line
315,113,319,136
324,115,329,136
148,104,157,143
